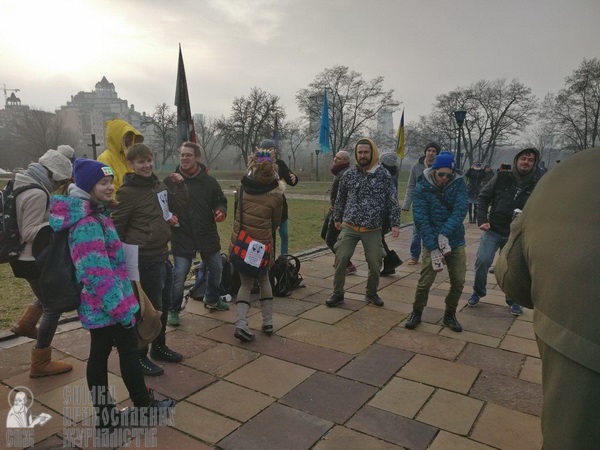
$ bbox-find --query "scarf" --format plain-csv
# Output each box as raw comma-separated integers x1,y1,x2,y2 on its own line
26,163,54,194
331,161,350,175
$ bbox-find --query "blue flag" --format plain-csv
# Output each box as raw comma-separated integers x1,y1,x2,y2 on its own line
319,89,331,154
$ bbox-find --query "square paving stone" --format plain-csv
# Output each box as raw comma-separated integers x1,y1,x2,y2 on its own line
158,329,218,359
313,426,401,450
171,400,240,444
272,297,319,316
470,403,542,450
457,305,514,338
416,389,484,435
203,323,352,372
377,283,416,304
347,405,437,450
439,327,501,348
399,354,480,394
225,355,314,397
176,313,224,335
500,335,540,358
184,343,259,377
457,343,525,377
188,380,274,422
519,356,542,385
378,327,466,361
507,319,536,340
218,403,332,450
337,307,405,336
368,377,434,419
429,430,496,450
470,370,542,416
0,341,35,379
138,425,214,449
280,372,378,424
51,328,91,360
337,344,413,387
143,362,215,401
299,304,354,324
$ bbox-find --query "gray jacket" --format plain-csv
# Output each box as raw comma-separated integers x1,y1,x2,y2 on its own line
402,155,428,210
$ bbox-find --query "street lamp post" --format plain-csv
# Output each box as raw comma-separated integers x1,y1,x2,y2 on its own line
315,149,321,181
453,109,467,170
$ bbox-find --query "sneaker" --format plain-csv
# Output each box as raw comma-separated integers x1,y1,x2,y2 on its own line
326,294,344,307
443,311,463,332
365,294,384,307
139,355,164,376
262,324,273,335
167,311,180,327
509,303,523,316
346,263,357,275
468,293,480,307
407,258,419,265
150,344,183,363
405,310,422,329
204,298,230,311
234,327,255,342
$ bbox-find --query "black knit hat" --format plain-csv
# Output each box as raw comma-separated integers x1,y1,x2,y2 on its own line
424,142,441,155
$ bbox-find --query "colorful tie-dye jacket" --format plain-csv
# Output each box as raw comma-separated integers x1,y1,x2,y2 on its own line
49,195,139,329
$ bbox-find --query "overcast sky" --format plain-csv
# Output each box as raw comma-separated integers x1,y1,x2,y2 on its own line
0,0,598,127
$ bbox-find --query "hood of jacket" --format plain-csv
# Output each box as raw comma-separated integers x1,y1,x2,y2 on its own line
49,194,112,232
422,167,465,190
121,172,160,188
105,119,143,156
240,175,283,195
512,147,540,184
354,138,380,172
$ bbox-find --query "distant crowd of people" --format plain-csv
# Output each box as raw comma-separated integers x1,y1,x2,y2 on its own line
6,117,597,449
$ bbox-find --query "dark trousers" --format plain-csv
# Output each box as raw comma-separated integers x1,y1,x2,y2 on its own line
88,325,151,408
139,259,173,354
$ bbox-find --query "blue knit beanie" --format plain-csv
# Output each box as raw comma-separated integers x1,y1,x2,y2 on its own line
431,152,456,170
73,159,114,193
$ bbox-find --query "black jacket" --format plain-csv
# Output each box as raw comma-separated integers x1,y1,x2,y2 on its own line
275,159,298,222
171,164,227,257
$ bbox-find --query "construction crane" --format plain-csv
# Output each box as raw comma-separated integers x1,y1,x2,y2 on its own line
3,84,20,102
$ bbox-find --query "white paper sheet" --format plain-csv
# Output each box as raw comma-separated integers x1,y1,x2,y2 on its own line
122,243,140,281
244,240,266,268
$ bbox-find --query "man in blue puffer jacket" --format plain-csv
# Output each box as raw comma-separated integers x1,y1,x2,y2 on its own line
405,152,468,332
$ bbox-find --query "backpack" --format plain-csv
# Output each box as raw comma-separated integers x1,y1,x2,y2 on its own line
0,180,48,263
186,253,241,302
35,215,103,313
269,254,304,297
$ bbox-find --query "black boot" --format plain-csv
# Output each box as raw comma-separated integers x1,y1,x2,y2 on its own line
405,309,422,329
443,310,463,332
151,343,183,363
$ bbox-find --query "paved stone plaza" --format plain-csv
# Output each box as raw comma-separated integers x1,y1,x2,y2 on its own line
0,223,543,449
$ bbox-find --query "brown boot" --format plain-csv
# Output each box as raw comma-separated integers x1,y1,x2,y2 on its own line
11,304,43,339
30,347,73,378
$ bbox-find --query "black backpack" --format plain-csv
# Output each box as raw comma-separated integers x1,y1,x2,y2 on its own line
35,215,103,313
0,180,47,263
186,253,241,301
269,254,304,297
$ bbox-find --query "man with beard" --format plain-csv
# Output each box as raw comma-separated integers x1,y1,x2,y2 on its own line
468,148,540,316
168,142,229,327
326,139,400,308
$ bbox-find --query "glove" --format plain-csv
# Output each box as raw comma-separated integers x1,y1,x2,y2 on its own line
438,234,452,256
431,249,446,272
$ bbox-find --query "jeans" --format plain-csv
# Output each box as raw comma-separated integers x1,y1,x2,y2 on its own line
88,324,151,408
410,224,422,259
278,220,289,255
473,230,516,306
29,280,61,349
139,260,173,350
171,252,223,311
333,226,384,297
414,246,466,311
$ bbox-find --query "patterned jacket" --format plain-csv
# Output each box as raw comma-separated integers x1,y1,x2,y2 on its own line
49,193,139,330
413,168,468,251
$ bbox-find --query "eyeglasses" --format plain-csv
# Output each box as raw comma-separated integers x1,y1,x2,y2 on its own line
436,171,453,179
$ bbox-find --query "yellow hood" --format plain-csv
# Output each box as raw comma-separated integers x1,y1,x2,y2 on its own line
354,138,380,172
97,119,143,191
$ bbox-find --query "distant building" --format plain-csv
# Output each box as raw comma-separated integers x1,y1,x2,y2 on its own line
58,76,148,154
375,108,395,152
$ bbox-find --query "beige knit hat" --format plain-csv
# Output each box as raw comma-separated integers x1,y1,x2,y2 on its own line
39,149,73,181
56,145,75,160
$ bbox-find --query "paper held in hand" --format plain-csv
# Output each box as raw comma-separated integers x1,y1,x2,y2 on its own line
244,240,266,268
122,243,140,281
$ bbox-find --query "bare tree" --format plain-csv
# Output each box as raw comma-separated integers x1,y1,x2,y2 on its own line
282,118,309,169
141,103,177,167
194,114,225,168
216,87,285,165
296,65,400,153
521,122,560,164
542,58,600,152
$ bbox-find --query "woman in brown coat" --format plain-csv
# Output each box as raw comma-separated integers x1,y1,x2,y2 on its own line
230,150,283,342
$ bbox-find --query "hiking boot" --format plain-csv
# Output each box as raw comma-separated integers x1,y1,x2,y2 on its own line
139,355,164,376
167,311,181,327
150,344,183,363
262,325,274,335
234,328,255,342
365,294,384,307
405,310,422,329
407,258,419,265
346,263,357,275
326,294,344,307
443,311,463,332
204,298,230,311
509,303,523,316
468,293,480,307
